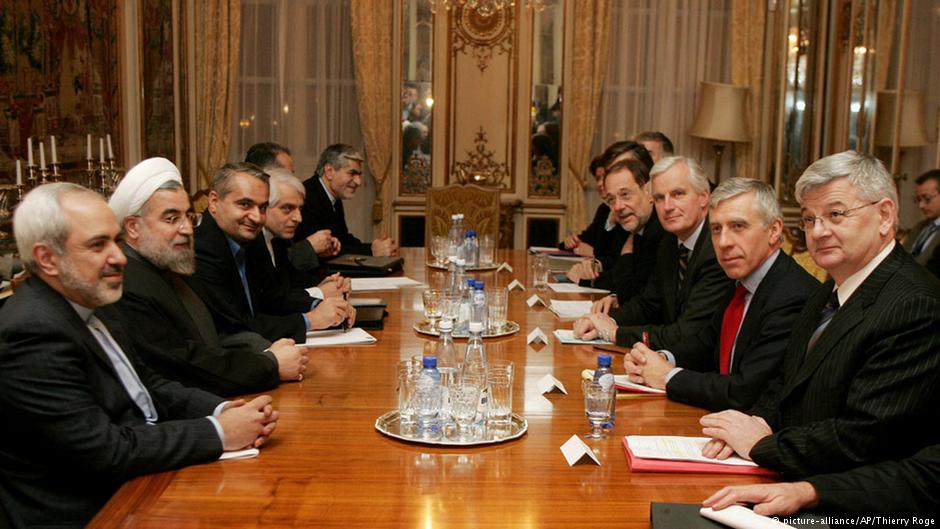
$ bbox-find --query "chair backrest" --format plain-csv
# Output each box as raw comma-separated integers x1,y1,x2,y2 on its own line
782,227,828,282
425,183,500,250
191,189,210,214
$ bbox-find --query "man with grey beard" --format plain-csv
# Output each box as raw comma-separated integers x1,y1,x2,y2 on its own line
102,158,309,397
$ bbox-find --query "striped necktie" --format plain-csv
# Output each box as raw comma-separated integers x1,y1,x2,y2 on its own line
806,289,840,354
912,223,938,257
677,245,690,288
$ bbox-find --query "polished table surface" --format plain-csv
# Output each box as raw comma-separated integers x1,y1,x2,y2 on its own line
90,248,774,529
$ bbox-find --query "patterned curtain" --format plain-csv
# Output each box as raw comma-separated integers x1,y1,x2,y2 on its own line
349,0,395,233
731,0,766,181
565,0,612,233
194,0,241,188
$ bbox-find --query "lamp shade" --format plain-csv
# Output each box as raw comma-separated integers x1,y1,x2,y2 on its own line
874,90,929,147
688,82,750,143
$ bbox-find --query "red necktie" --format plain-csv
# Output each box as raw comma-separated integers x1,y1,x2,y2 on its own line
718,285,748,374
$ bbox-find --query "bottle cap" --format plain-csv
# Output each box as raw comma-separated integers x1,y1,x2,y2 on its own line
451,214,460,220
468,321,484,333
597,354,612,368
423,356,437,368
438,318,453,331
466,229,477,237
475,280,484,289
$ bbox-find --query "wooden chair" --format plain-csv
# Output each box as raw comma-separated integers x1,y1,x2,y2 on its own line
425,183,500,257
191,189,210,214
782,227,828,282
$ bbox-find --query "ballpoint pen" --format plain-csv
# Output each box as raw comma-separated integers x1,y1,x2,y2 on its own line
341,278,349,333
642,331,650,349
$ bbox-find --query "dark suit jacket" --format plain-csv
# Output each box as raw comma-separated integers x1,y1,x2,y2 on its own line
560,203,628,267
0,278,224,528
748,244,940,478
610,219,734,349
807,444,940,517
903,219,940,269
104,244,280,397
665,251,819,411
295,176,372,256
587,213,666,302
190,212,307,342
278,237,325,288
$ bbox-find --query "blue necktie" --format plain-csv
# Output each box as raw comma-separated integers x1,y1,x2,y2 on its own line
87,316,159,423
912,224,938,257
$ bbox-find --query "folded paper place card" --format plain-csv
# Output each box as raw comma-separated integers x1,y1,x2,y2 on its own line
526,294,546,307
496,262,514,273
560,435,600,466
537,373,567,395
219,448,260,461
527,327,549,345
507,279,525,291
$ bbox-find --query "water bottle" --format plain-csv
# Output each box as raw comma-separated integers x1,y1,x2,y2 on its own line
446,255,458,294
415,356,442,439
593,354,616,428
448,214,464,259
464,230,480,267
470,280,487,328
436,319,458,424
462,321,489,433
456,277,474,334
451,258,467,297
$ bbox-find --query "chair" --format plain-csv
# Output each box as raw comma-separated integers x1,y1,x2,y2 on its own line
425,183,500,256
782,227,828,282
191,189,210,214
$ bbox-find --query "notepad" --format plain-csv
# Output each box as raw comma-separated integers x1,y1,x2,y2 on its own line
614,375,666,395
547,283,610,294
349,277,423,291
549,299,593,319
552,329,613,345
303,328,377,346
622,436,776,476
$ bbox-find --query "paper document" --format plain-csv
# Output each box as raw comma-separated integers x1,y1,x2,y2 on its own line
553,329,613,345
303,328,377,346
625,436,759,467
348,297,385,307
549,299,593,319
219,448,259,461
701,506,798,529
349,277,422,291
614,375,666,395
547,283,610,294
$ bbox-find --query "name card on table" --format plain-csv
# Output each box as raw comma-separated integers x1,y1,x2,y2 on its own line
527,327,549,345
507,279,525,291
537,374,567,395
526,294,546,307
496,262,514,273
560,435,600,466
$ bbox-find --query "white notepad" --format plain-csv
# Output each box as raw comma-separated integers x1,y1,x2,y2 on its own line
625,436,759,467
549,299,593,319
348,277,423,292
552,329,613,345
547,283,610,294
303,328,377,346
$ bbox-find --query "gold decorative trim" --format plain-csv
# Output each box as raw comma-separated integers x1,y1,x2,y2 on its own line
453,127,510,188
452,3,513,72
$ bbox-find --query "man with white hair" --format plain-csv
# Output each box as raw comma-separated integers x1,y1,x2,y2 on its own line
574,156,733,349
0,183,278,527
700,151,940,478
104,157,310,396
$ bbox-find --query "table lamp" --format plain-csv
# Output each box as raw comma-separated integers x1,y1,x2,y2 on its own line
689,82,750,182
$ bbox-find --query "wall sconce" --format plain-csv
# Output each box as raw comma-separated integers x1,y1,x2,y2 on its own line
689,82,750,183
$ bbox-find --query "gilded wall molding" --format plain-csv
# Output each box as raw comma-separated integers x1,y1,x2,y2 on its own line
452,4,514,72
453,127,510,188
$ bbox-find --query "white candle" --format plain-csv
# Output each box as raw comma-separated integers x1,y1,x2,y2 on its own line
39,142,46,169
27,137,33,166
16,159,22,186
51,135,58,164
106,134,114,159
99,138,105,163
86,134,92,160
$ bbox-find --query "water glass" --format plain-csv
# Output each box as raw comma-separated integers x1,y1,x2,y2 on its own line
487,288,508,333
422,289,444,322
486,366,513,427
450,377,483,441
582,379,615,439
441,293,461,323
397,361,422,435
479,233,496,266
531,254,549,289
431,235,449,266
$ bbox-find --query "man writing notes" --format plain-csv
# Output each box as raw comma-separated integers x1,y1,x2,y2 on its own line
624,178,818,411
574,156,733,348
190,163,354,343
295,143,398,256
0,183,278,528
105,158,309,396
700,151,940,478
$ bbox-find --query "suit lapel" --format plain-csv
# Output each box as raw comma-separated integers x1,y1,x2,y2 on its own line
661,235,680,319
728,256,790,370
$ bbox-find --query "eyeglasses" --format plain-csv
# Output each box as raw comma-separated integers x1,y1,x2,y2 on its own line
914,192,938,205
797,201,878,232
604,189,635,207
145,212,201,229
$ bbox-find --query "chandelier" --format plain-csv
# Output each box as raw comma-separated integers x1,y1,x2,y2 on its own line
430,0,547,17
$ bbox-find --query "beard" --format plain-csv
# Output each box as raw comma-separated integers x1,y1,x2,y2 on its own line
59,255,123,307
136,225,196,275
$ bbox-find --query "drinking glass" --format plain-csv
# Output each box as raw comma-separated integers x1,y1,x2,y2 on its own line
441,293,461,323
422,289,444,322
486,368,513,427
486,288,508,333
531,254,549,290
431,235,449,266
397,361,422,435
582,379,615,439
479,233,496,266
450,377,483,441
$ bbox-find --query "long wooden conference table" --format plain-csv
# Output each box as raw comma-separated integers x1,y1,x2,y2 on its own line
90,248,773,528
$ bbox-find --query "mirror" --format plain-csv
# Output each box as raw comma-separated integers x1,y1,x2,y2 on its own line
400,0,433,195
528,0,562,198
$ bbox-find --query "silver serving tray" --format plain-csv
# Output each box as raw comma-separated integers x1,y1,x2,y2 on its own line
426,261,499,271
413,319,520,338
374,410,527,446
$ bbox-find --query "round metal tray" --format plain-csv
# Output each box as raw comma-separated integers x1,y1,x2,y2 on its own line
375,410,527,446
426,261,499,271
413,319,520,338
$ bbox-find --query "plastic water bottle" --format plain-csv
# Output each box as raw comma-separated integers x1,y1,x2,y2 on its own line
464,230,480,267
593,354,616,429
415,356,442,439
448,214,464,259
470,280,487,328
456,277,474,334
446,255,458,294
462,321,489,433
436,319,458,424
451,258,467,297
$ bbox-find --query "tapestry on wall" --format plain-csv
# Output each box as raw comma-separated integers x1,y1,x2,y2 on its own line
0,0,122,180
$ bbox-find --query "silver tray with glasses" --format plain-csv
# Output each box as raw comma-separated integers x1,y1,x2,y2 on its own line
374,410,527,446
425,261,499,271
413,319,519,338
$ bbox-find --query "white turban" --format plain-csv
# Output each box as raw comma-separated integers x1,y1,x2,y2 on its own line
109,157,184,222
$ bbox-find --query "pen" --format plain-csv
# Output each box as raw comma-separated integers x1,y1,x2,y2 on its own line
341,288,349,333
642,331,650,349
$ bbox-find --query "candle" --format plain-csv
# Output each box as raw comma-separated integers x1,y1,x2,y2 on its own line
51,135,58,164
39,141,46,170
86,134,92,160
106,134,114,159
27,137,33,166
16,159,22,186
99,138,105,163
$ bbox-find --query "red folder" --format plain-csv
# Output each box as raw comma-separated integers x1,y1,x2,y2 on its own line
622,437,778,476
